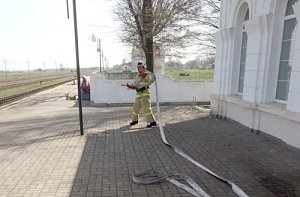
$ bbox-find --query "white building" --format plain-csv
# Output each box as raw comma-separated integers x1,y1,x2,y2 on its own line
211,0,300,149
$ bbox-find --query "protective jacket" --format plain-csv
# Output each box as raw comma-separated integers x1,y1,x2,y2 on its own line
133,71,156,96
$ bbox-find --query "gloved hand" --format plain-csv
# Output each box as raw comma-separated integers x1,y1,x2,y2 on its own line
126,83,135,89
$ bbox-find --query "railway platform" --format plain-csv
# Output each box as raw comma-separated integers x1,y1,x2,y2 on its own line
0,82,299,197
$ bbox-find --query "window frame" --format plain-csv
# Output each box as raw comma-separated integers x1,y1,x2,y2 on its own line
275,0,297,102
237,9,249,95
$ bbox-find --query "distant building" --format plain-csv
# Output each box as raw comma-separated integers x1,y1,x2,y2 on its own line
131,45,166,75
121,62,134,72
211,0,300,148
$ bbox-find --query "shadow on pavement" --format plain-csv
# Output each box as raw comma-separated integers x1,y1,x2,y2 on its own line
69,116,300,196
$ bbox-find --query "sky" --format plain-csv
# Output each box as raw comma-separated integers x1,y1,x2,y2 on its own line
0,0,131,71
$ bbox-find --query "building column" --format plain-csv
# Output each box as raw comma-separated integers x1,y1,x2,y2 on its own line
213,28,234,96
212,28,234,118
243,14,273,103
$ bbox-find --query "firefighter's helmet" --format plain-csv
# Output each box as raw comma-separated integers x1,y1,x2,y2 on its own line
137,61,146,69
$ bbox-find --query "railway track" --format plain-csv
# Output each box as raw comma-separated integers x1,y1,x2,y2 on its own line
0,74,75,90
0,76,77,106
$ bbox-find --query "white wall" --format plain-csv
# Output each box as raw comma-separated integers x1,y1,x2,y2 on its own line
212,0,300,149
211,95,300,149
90,73,213,104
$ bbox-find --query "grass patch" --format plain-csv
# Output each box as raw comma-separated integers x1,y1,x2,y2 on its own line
164,69,214,80
0,79,69,99
0,72,55,82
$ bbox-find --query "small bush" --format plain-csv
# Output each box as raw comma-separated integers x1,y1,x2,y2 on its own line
179,73,189,76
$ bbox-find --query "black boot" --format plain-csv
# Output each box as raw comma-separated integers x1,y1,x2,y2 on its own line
130,121,138,126
147,121,157,128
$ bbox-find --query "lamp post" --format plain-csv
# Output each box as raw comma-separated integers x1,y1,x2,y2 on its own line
90,34,102,72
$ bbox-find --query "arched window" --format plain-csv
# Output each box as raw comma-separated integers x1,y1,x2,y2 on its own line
238,9,249,93
276,0,298,101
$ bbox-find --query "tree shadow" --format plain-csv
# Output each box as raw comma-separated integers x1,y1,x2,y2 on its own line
69,116,300,196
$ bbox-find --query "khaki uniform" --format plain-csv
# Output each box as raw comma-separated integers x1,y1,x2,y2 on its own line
132,71,156,123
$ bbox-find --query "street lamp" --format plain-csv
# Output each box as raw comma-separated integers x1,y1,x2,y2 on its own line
90,34,102,72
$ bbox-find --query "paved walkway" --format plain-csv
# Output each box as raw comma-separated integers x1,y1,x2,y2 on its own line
0,82,300,197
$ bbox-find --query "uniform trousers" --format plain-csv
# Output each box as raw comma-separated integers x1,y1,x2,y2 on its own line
132,94,155,123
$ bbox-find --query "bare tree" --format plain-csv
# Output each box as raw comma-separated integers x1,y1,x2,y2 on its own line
114,0,220,71
194,0,220,56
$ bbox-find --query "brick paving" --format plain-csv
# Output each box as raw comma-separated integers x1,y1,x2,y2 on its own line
0,82,300,197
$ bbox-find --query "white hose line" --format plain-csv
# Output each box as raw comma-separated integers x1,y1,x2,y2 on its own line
153,80,249,197
132,170,209,197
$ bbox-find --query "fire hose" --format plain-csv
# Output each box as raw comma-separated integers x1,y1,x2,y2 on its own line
132,79,249,197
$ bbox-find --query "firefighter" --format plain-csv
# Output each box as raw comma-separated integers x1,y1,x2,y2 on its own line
125,61,157,127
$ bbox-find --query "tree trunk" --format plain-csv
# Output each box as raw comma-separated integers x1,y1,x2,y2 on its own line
144,36,154,72
142,0,154,72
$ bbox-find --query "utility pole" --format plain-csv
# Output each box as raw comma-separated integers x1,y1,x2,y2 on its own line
3,59,7,77
104,57,107,71
27,61,30,77
98,38,102,72
55,60,57,73
101,50,104,71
